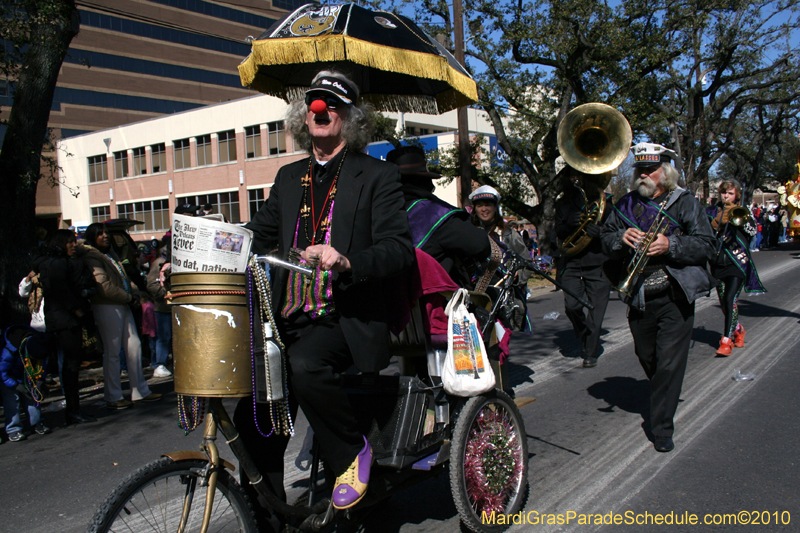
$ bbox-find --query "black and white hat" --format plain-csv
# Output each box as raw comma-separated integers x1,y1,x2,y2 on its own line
305,75,357,105
632,142,680,168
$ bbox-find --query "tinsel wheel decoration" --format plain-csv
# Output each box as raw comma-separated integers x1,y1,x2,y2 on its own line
463,404,525,514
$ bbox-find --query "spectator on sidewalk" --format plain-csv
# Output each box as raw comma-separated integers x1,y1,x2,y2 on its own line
1,326,54,441
30,230,98,425
140,294,158,373
145,231,177,378
754,212,764,251
767,205,781,248
780,208,789,242
77,224,162,409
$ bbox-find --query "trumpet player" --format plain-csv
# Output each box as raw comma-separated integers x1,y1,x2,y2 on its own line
555,160,613,368
600,142,715,453
706,180,766,356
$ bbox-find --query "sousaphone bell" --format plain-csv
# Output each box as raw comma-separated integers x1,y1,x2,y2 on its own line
556,103,632,256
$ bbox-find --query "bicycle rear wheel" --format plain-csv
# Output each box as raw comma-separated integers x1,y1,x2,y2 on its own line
450,390,529,532
87,456,258,533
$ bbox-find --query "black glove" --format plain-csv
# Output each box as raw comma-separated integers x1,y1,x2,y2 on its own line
585,223,602,238
567,212,583,227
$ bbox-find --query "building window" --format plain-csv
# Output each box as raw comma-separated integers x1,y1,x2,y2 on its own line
218,130,236,163
405,126,416,136
245,125,261,159
196,134,212,166
116,199,170,232
132,147,147,176
91,205,111,224
267,121,287,156
249,188,265,218
174,138,190,170
178,192,240,224
151,143,166,173
419,128,429,135
88,154,108,183
114,150,129,178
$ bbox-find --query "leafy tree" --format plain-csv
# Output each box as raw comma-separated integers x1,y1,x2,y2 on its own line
389,0,683,252
716,107,800,203
0,0,79,324
385,0,799,255
652,0,800,201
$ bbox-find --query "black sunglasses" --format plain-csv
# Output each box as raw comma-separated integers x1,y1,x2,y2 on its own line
305,93,343,109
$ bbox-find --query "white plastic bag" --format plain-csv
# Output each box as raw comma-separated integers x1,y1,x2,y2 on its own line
442,289,496,396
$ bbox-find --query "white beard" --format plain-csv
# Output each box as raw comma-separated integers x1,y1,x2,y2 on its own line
635,177,657,198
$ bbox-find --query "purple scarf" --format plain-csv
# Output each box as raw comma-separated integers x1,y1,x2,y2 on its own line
613,192,684,237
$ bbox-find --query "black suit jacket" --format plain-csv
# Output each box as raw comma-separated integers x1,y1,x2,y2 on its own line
247,150,414,372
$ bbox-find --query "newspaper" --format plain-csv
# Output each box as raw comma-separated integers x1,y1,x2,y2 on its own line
171,214,253,273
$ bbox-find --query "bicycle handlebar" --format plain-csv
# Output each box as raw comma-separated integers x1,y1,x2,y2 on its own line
254,254,313,277
511,251,595,310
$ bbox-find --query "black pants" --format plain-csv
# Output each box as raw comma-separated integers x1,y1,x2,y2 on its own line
716,275,744,338
284,317,364,475
628,292,694,439
233,316,364,496
54,327,83,417
562,262,611,359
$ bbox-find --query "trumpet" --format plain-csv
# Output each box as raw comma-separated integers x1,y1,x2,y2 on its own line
557,103,632,256
614,203,670,299
727,206,752,227
715,205,753,257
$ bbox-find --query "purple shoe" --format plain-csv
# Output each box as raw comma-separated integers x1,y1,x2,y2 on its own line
332,436,372,509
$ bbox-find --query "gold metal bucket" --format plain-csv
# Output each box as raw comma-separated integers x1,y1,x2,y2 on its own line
169,272,252,397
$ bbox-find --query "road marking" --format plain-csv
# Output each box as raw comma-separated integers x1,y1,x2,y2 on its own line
281,258,797,504
512,259,793,396
510,259,800,532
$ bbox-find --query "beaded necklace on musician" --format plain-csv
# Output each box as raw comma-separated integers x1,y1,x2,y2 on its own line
282,148,347,319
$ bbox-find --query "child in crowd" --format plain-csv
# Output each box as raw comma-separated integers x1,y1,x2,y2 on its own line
1,326,53,442
140,294,158,369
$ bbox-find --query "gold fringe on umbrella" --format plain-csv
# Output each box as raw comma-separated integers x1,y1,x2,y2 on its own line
238,34,478,114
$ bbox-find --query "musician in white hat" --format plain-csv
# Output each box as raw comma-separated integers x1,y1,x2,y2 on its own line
600,142,715,453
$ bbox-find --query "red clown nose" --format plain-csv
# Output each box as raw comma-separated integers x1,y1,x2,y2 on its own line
309,99,328,114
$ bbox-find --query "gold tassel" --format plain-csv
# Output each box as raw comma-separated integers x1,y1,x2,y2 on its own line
238,35,478,112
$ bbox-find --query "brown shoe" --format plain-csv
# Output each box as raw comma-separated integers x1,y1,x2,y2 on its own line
106,399,133,410
716,337,733,356
136,393,162,403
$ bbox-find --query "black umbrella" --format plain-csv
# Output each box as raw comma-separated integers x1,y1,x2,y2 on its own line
238,2,477,114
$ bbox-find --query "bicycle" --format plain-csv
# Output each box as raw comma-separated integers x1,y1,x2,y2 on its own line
87,255,533,533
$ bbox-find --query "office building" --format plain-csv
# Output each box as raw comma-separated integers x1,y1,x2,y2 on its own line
0,0,303,228
56,93,496,239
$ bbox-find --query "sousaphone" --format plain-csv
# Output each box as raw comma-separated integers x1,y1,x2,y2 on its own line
556,103,632,256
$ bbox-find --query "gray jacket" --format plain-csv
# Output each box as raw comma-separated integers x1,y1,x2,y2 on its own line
601,187,715,311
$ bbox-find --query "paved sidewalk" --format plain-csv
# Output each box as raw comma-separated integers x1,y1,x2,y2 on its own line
33,363,173,414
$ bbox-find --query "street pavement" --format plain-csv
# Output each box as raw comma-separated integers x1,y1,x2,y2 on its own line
1,245,798,533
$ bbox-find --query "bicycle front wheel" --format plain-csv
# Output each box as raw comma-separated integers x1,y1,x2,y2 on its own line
450,389,529,533
87,457,258,533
